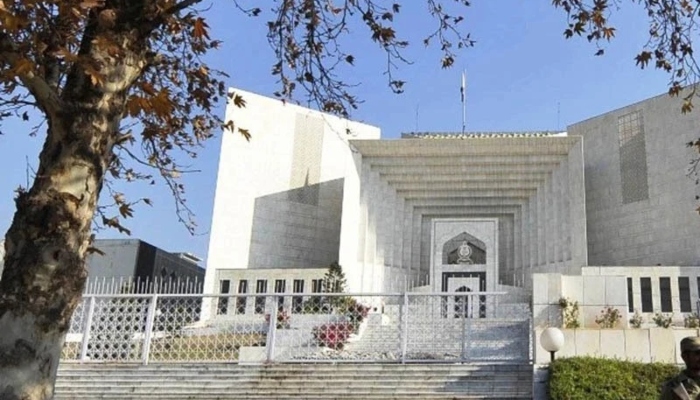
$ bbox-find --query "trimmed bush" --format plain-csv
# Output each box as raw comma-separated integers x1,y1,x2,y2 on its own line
653,312,673,328
549,356,679,400
344,299,370,331
312,322,354,349
629,310,644,328
594,306,622,328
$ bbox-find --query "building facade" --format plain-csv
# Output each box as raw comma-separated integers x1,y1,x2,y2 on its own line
204,89,380,298
570,95,700,266
205,88,700,314
85,239,205,291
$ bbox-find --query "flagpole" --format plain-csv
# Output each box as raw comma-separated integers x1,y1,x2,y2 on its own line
461,70,466,134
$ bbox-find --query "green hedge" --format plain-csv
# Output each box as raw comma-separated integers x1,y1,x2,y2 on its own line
549,356,680,400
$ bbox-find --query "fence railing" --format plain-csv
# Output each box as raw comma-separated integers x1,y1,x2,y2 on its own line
60,292,531,364
82,276,204,295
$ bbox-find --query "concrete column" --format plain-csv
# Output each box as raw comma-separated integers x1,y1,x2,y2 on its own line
402,201,413,280
384,180,396,271
690,272,700,310
521,200,530,277
411,209,422,273
544,173,553,266
532,186,539,270
670,276,681,315
568,138,588,270
561,156,571,262
370,170,385,291
338,151,363,292
393,195,404,272
360,161,372,291
538,182,546,268
513,208,523,286
651,275,660,313
554,163,563,264
365,168,380,292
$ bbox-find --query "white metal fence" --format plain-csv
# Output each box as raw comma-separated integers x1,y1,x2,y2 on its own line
60,291,531,364
82,276,204,295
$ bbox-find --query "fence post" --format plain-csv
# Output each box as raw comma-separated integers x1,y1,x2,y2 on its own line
266,297,278,363
79,296,96,362
401,292,409,363
464,295,474,362
141,293,159,365
461,297,466,362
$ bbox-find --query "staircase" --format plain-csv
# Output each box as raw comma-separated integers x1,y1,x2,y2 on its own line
344,299,532,363
55,363,533,399
346,318,530,362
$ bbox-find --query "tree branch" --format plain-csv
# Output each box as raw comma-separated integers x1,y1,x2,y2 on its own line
0,33,61,119
139,0,204,36
164,0,203,17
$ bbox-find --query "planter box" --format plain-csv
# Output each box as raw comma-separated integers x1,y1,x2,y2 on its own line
534,327,699,364
238,346,266,364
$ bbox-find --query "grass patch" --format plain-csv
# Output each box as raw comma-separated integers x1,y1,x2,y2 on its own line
549,356,680,400
61,332,267,362
149,332,266,361
61,342,81,360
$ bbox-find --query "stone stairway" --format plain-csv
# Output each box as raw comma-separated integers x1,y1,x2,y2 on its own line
55,363,533,399
346,303,531,362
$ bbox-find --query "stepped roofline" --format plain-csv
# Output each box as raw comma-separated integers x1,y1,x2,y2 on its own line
401,131,567,139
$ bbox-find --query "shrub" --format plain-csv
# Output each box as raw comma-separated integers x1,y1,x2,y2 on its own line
312,322,354,349
343,298,370,331
549,356,679,400
558,297,581,329
685,312,700,328
299,297,330,314
653,312,673,328
629,310,644,328
595,306,622,329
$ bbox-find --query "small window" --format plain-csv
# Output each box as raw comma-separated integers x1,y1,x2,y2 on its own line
274,280,286,310
217,280,230,315
311,279,323,293
220,280,231,293
238,280,248,294
660,277,672,313
627,278,634,312
236,280,248,314
255,280,267,314
680,277,692,313
640,277,653,312
292,280,304,313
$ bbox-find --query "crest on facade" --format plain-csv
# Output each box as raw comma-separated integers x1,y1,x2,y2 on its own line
457,241,473,264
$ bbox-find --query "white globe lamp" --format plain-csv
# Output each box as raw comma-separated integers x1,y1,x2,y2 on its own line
540,327,565,362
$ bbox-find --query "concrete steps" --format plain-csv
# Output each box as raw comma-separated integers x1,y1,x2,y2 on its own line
345,318,530,362
55,363,533,399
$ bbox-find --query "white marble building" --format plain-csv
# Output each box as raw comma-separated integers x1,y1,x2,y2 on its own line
205,87,700,322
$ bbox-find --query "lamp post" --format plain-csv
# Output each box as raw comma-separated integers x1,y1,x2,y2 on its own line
540,327,565,362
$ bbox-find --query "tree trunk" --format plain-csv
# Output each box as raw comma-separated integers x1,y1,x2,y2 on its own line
0,5,151,398
0,113,114,399
0,313,67,400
